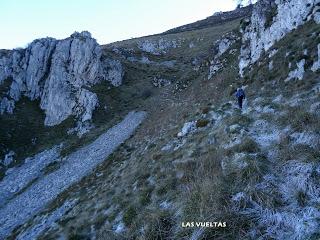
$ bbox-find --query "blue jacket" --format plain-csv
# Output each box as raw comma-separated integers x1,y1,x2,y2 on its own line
236,89,245,99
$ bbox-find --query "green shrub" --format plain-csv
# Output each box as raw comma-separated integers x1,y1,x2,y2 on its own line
123,206,137,226
196,119,210,128
144,211,174,240
201,107,210,114
68,233,86,240
231,138,260,154
139,188,153,205
265,5,278,28
288,108,316,131
152,153,162,160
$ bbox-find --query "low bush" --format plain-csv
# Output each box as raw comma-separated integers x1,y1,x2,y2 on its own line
196,119,210,128
123,206,137,226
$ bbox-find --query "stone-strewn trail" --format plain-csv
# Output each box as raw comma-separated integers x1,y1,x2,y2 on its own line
0,111,146,239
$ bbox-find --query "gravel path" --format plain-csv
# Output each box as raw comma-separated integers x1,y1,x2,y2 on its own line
0,145,62,208
0,111,146,239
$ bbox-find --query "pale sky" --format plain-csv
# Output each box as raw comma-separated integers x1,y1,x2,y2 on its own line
0,0,248,49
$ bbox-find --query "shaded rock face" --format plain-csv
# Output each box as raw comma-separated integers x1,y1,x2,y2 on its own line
0,31,124,126
311,44,320,71
103,58,124,87
239,0,320,76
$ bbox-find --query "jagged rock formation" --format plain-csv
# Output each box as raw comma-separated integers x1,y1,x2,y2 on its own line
285,59,306,82
103,58,124,87
239,0,320,76
0,31,124,126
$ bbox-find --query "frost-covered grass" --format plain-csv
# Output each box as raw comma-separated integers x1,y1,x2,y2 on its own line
233,160,320,240
227,19,320,240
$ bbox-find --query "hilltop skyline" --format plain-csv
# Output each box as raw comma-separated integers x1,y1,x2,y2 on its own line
0,0,251,49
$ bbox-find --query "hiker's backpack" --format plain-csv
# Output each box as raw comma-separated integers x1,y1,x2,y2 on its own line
236,89,245,98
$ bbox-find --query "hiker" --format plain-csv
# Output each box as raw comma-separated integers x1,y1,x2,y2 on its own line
235,87,245,109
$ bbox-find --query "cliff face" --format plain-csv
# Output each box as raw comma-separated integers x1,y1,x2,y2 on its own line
239,0,320,76
0,31,123,126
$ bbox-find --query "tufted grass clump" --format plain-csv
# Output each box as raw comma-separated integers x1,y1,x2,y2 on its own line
228,137,260,154
123,206,137,226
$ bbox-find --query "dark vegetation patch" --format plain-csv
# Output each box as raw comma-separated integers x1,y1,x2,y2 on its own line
196,119,210,128
0,97,74,178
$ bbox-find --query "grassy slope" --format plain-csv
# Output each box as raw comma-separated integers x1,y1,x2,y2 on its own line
0,19,240,173
12,18,243,239
6,17,241,239
9,15,320,240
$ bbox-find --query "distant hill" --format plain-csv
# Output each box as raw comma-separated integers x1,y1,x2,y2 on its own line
162,5,253,34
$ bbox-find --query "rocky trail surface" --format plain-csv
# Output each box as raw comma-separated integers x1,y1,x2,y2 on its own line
0,111,146,239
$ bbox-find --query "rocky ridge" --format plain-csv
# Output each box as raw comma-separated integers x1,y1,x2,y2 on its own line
0,31,124,127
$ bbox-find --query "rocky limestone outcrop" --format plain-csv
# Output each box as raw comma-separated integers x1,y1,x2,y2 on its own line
177,121,196,137
103,58,124,87
0,31,124,127
137,38,183,55
208,33,239,79
239,0,320,76
285,59,306,82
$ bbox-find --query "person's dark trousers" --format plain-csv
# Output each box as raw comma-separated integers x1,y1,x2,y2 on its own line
238,96,244,109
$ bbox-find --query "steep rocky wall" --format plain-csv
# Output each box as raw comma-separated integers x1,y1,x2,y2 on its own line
0,31,124,126
239,0,320,76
